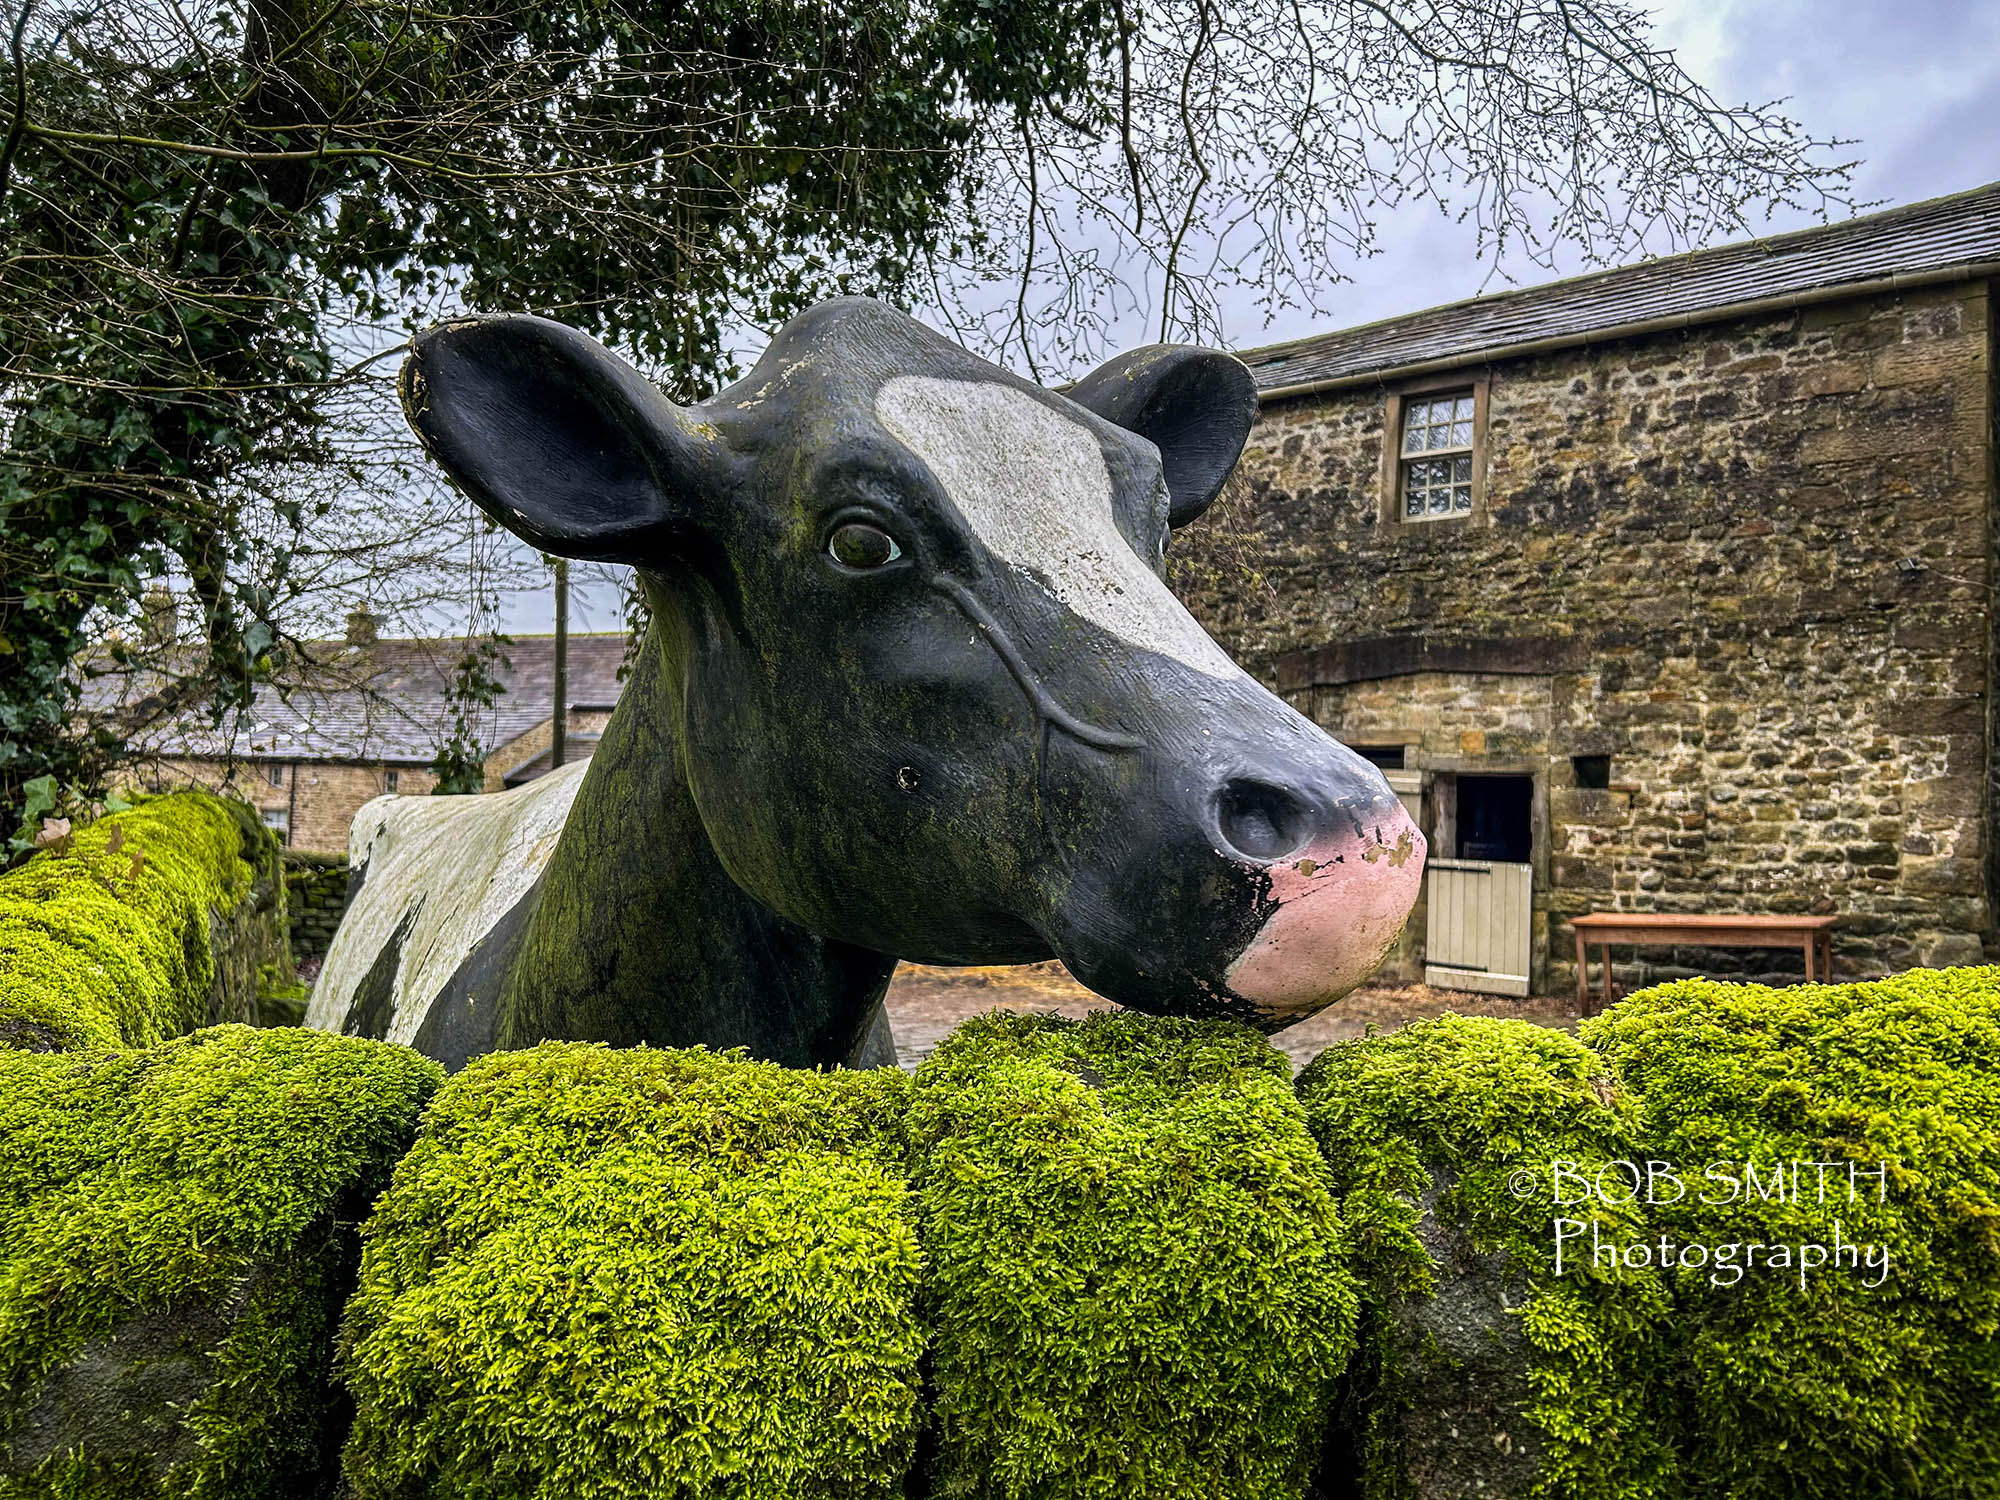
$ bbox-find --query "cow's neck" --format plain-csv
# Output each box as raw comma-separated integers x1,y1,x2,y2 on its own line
494,625,897,1068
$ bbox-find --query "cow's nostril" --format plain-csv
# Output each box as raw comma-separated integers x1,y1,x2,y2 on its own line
1216,779,1314,863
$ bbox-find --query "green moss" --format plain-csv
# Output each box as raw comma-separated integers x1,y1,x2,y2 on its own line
0,795,269,1053
1296,1017,1673,1499
256,965,309,1029
337,1042,924,1500
908,1011,1356,1500
1585,969,2000,1499
0,1024,443,1499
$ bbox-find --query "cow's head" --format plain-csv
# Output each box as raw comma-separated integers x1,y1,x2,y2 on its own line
400,299,1422,1029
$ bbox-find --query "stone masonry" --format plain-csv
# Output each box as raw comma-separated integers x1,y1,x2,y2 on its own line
1175,280,1996,996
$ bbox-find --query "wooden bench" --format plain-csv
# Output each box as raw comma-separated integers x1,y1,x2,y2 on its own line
1570,913,1838,1016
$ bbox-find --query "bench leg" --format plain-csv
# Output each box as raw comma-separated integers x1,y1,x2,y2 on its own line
1575,930,1589,1012
1804,937,1816,983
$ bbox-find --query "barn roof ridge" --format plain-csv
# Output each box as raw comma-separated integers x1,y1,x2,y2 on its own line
1238,179,2000,398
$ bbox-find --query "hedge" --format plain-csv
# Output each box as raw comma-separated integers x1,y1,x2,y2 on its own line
0,794,275,1053
1584,969,2000,1499
336,1043,924,1500
1298,1016,1674,1499
908,1011,1357,1500
0,1025,443,1499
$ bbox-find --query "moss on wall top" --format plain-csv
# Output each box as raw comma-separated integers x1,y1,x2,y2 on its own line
338,1042,923,1500
0,794,272,1053
1584,969,2000,1498
1298,975,2000,1500
0,1025,443,1497
909,1011,1357,1500
1297,1016,1673,1499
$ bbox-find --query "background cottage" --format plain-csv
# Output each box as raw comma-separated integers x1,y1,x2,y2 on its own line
85,619,631,854
1181,183,2000,999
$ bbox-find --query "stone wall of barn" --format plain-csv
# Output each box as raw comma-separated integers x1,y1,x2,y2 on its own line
1175,281,1997,996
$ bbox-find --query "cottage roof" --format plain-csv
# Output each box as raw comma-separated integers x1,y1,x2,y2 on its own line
83,632,631,766
1239,180,2000,398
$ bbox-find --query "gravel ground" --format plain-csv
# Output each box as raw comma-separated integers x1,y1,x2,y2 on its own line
883,961,1581,1072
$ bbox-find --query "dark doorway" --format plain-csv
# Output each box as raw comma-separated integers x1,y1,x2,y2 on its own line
1352,744,1405,770
1457,775,1532,862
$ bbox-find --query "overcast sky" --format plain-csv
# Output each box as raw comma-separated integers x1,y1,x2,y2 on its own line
508,0,2000,635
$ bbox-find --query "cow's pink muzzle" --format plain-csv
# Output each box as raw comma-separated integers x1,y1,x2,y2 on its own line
1224,809,1426,1024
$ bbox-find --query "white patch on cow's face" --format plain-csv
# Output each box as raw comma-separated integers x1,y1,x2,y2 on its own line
875,376,1242,680
305,759,587,1045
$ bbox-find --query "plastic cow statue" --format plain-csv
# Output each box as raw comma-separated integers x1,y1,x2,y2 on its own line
307,299,1425,1069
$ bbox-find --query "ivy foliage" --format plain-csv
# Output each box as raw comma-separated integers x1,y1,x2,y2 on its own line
0,792,269,1052
337,1042,925,1500
428,634,512,795
1584,970,2000,1500
908,1011,1357,1500
1298,1017,1674,1500
0,1025,443,1499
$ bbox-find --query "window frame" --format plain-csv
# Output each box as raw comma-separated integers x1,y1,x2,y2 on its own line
1381,373,1490,526
382,768,400,794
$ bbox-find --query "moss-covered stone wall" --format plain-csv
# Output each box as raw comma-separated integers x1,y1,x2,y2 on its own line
1173,282,1996,990
2,933,1993,1497
283,850,352,967
1300,968,2000,1499
908,1013,1355,1500
0,794,291,1053
338,1043,925,1500
0,1026,442,1499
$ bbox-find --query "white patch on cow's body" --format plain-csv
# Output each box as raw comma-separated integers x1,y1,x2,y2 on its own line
875,376,1243,680
305,760,587,1044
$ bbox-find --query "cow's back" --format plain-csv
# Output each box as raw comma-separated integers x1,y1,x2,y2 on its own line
307,762,588,1050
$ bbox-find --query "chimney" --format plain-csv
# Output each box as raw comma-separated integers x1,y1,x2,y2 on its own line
345,602,378,648
140,584,176,647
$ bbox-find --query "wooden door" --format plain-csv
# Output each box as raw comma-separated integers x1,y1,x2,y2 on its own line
1424,858,1532,997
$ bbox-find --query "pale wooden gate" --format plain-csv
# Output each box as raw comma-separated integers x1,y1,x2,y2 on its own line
1424,858,1532,997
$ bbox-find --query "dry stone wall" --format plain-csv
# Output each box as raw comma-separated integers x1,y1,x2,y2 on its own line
283,851,352,968
1175,282,1996,993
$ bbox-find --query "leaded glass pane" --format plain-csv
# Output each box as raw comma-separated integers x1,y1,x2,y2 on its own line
1398,387,1478,520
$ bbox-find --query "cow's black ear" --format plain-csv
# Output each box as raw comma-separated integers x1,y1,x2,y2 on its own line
1066,345,1258,529
400,315,712,562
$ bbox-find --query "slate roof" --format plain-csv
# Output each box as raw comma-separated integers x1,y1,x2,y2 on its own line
82,632,631,765
1239,181,2000,397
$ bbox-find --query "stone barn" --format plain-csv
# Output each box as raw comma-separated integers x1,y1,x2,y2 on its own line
1178,182,2000,999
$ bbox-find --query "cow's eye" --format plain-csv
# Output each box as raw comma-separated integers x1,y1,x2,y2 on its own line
828,522,902,569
